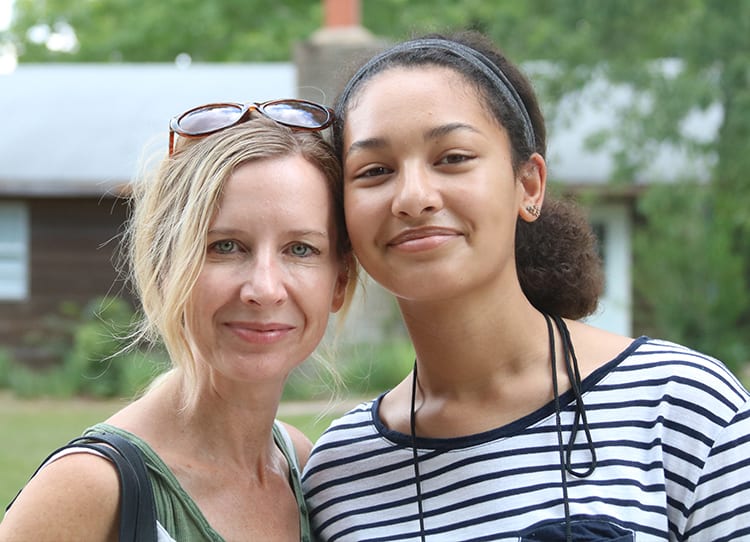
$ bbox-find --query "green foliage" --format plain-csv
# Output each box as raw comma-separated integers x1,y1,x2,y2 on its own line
62,297,168,398
283,339,415,401
0,349,10,388
62,296,138,397
6,0,749,370
2,297,167,399
9,0,321,62
633,183,750,371
282,358,338,402
7,363,77,398
338,340,415,395
22,300,85,363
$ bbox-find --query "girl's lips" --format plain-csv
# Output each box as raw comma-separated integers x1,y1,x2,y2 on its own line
387,227,461,252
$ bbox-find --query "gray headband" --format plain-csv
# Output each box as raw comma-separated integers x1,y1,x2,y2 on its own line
338,37,536,151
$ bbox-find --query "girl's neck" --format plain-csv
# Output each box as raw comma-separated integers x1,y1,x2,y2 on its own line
398,287,546,392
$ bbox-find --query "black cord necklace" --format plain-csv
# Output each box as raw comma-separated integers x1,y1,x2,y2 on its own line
410,360,427,542
408,313,597,542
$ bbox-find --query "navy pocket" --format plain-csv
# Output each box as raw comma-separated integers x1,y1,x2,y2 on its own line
520,519,634,541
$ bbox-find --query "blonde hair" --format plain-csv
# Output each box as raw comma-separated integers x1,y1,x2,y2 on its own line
121,118,357,407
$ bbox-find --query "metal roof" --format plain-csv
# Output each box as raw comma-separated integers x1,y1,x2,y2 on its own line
0,61,719,197
0,63,295,196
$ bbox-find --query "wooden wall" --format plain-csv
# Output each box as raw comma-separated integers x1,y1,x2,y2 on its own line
0,196,131,367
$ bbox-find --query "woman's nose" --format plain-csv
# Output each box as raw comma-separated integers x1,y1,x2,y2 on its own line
239,255,287,306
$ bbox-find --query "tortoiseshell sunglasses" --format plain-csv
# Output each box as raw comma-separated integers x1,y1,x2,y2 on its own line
168,98,334,155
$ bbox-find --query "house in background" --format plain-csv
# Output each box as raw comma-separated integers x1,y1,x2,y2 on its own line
0,62,300,366
0,3,389,366
0,3,719,366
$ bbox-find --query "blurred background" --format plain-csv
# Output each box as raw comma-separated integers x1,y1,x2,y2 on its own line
0,0,748,406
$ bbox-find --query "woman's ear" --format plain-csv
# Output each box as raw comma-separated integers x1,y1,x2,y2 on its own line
518,153,547,223
330,253,355,313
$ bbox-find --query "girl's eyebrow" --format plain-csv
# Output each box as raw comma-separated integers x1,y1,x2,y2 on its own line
346,136,387,158
347,122,481,157
425,122,480,141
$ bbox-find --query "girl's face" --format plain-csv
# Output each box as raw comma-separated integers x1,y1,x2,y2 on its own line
342,66,541,303
186,155,348,387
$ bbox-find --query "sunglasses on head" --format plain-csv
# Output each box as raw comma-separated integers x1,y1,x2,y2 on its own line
168,98,334,156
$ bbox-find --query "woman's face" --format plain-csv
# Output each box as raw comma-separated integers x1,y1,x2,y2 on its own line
342,66,532,302
187,154,347,385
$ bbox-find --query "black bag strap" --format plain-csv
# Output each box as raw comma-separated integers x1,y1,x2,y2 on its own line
6,431,158,542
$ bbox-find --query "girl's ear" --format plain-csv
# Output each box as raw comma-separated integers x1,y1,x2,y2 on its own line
518,153,547,222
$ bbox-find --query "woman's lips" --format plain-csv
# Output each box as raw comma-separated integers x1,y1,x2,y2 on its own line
225,322,295,344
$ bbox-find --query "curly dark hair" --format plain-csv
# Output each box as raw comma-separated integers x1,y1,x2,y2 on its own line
516,198,603,319
334,30,603,319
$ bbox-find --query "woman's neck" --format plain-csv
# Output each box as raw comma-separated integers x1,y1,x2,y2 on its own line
116,372,285,475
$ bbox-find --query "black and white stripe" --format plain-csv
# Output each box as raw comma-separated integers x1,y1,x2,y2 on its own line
302,338,750,541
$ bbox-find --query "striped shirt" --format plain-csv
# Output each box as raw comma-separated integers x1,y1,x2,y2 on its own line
302,338,750,541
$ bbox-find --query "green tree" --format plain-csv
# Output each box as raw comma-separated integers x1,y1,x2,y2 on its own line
501,1,750,370
8,0,749,368
8,0,321,61
364,0,750,369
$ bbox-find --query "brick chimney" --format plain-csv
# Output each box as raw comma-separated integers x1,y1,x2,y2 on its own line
323,0,361,29
294,1,397,344
294,0,389,107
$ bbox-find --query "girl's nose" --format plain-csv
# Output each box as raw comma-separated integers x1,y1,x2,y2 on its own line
390,164,443,218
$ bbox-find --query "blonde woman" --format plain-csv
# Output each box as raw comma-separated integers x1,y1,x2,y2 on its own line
1,99,355,541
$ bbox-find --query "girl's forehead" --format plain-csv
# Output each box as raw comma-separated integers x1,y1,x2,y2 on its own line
350,65,481,113
366,64,468,90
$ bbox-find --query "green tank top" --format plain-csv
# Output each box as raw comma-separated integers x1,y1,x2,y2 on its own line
85,422,311,541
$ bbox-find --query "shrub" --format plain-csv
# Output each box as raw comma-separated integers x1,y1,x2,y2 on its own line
282,339,415,401
117,349,170,398
63,296,141,397
4,296,167,399
339,339,415,395
0,349,11,388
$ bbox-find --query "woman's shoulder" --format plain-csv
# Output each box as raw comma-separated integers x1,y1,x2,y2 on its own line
0,448,120,541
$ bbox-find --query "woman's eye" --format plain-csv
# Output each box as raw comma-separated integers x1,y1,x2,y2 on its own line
289,243,316,257
212,240,237,254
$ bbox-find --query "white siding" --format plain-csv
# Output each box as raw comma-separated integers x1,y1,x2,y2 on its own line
586,204,632,336
0,201,29,300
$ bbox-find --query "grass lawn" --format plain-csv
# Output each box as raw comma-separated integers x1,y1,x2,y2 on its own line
0,391,350,510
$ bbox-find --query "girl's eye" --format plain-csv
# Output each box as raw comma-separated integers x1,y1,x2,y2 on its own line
212,240,237,254
438,153,472,165
355,165,392,180
289,243,316,257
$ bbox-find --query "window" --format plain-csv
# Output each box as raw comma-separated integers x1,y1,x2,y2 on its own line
0,201,29,300
586,205,631,336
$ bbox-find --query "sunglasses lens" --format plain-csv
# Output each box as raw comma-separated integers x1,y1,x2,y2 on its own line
177,104,244,135
262,100,331,129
